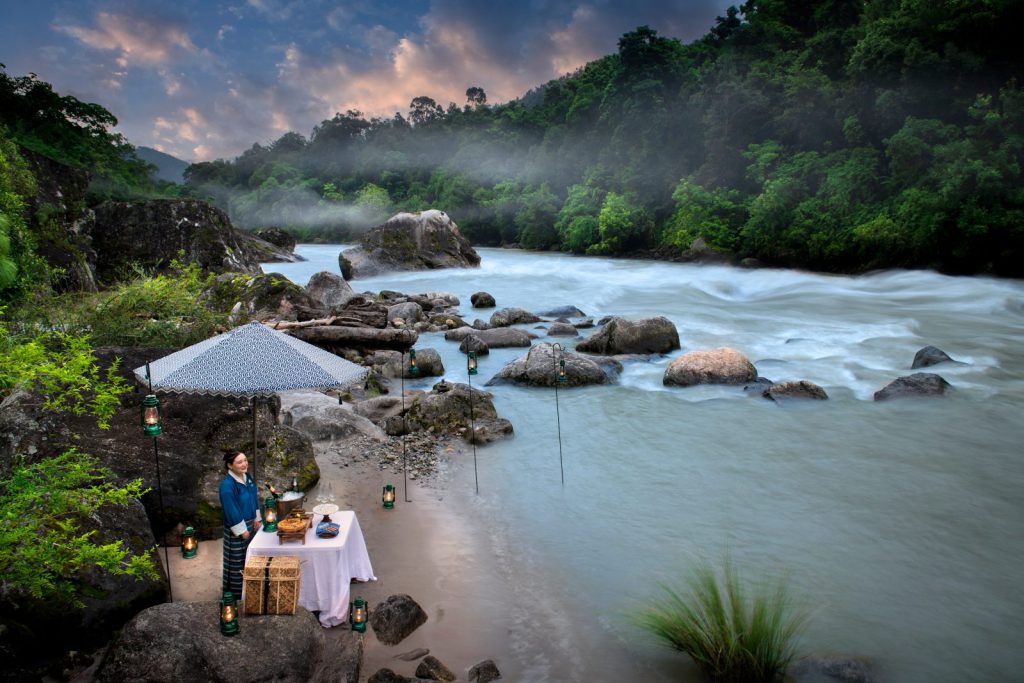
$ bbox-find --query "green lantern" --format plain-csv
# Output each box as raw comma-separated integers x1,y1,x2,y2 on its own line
181,526,198,559
558,358,568,384
141,394,162,437
467,351,478,376
382,483,395,509
350,597,367,632
220,591,239,636
408,348,419,376
261,496,278,532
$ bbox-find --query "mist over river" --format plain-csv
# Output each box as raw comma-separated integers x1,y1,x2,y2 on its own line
265,245,1024,682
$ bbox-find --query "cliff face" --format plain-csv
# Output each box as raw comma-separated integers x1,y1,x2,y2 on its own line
91,199,263,284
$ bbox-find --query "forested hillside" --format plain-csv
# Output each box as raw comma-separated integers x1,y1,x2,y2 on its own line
185,1,1023,276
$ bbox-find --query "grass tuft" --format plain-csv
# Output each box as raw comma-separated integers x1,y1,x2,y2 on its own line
637,559,808,682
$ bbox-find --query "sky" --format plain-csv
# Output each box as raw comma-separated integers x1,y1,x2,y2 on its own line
1,1,730,163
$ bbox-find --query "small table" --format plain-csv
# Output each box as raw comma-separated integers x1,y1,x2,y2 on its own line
246,510,376,627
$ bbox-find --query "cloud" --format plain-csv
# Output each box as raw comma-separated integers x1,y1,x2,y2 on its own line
54,11,197,66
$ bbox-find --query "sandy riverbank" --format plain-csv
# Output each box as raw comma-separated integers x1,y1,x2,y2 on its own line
162,431,519,682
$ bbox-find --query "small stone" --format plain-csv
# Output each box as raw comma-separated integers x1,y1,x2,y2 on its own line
415,655,456,681
468,659,501,682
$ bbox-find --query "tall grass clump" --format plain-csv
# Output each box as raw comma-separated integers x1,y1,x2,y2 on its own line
637,559,808,682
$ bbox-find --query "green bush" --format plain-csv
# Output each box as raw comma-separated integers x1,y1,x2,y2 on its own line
638,559,808,683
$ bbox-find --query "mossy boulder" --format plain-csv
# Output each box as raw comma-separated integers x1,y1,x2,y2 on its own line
342,209,480,278
201,271,313,320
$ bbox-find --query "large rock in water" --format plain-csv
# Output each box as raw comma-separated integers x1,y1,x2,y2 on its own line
911,345,955,369
94,603,361,683
576,316,681,355
91,199,263,283
873,373,952,400
341,209,480,278
663,347,758,386
406,381,513,444
489,342,617,387
305,271,356,310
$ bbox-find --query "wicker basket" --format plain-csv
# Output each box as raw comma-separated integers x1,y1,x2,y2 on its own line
243,555,301,615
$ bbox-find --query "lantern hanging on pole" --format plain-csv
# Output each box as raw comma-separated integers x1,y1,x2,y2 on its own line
220,591,239,636
181,526,198,559
350,597,367,632
558,357,567,384
261,496,278,532
382,483,396,509
467,351,478,376
141,394,162,437
408,348,419,376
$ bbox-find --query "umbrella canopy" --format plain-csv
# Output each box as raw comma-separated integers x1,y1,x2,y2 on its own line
135,321,367,396
135,321,368,483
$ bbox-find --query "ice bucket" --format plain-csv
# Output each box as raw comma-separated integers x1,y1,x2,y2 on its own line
276,490,305,518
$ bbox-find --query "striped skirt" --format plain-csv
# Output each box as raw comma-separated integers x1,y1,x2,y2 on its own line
222,520,254,597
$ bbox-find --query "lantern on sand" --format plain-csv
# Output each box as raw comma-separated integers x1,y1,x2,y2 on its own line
181,526,198,559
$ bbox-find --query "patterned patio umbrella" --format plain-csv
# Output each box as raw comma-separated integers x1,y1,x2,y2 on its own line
135,321,367,481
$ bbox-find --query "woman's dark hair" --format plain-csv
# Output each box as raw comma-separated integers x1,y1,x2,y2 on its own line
224,450,245,469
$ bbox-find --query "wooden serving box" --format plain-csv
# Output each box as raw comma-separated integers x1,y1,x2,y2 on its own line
275,513,311,544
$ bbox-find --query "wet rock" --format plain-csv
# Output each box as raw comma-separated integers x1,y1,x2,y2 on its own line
489,307,541,327
547,322,579,337
338,253,354,280
369,670,417,683
415,655,456,681
873,373,952,401
445,326,533,348
460,334,490,356
663,348,758,386
394,648,430,661
763,380,828,401
388,301,426,327
280,390,387,442
305,270,356,310
573,318,595,329
471,291,496,308
94,603,360,683
577,316,680,355
489,343,615,387
471,319,491,330
743,377,775,395
468,659,502,682
540,305,586,317
911,345,955,369
369,595,428,646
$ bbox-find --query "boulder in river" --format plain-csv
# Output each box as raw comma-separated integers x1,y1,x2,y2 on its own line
576,316,680,355
305,270,356,311
663,347,758,386
873,373,952,401
471,291,496,308
445,326,533,348
911,345,956,369
763,380,829,401
488,342,616,387
341,209,480,278
489,307,542,327
547,321,579,337
540,305,587,317
469,659,502,683
387,301,425,327
369,594,428,646
460,334,490,356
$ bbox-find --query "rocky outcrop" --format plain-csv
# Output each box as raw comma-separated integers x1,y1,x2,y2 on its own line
201,271,313,321
91,199,263,283
489,343,616,387
873,373,952,400
280,390,387,442
577,316,681,355
471,291,496,308
489,307,541,327
369,594,428,646
305,271,356,310
663,348,758,386
763,380,829,401
253,227,296,252
94,603,361,683
236,230,301,264
444,326,533,348
911,345,956,369
406,382,513,444
341,210,480,278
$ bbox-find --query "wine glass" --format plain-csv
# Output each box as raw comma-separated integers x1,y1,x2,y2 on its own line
326,482,336,506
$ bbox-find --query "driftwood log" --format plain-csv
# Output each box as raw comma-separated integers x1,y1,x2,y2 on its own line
289,325,417,352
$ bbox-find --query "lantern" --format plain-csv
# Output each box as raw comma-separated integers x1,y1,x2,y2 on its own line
350,597,367,632
382,483,396,509
220,591,239,636
181,526,198,559
141,394,162,437
558,358,568,384
467,351,478,376
408,348,419,376
261,496,278,532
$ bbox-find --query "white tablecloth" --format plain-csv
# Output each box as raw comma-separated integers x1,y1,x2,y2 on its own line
245,510,376,627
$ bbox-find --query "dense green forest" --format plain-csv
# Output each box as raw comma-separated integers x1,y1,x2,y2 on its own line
182,0,1024,276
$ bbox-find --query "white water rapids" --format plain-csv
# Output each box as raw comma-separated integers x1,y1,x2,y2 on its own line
265,245,1024,682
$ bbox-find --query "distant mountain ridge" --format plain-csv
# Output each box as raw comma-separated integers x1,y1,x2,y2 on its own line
136,146,190,184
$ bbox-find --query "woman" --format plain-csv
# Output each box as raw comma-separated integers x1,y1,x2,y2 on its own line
219,450,261,597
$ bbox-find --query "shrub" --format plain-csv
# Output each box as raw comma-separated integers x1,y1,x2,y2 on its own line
637,559,808,682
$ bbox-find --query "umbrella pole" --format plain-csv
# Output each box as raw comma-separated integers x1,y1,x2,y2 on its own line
251,397,258,485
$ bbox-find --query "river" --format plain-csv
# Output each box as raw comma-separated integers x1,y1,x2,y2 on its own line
264,245,1024,682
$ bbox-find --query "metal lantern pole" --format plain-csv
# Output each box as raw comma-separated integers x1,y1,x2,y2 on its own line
467,352,479,494
552,344,565,486
401,354,408,503
145,362,173,602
